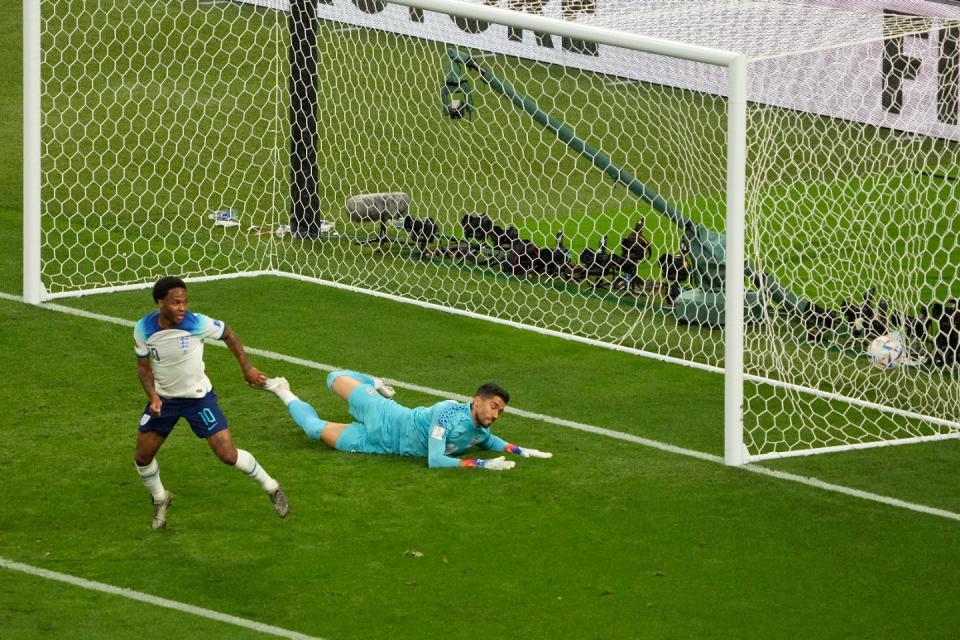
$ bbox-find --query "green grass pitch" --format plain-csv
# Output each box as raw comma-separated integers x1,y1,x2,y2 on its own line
2,1,959,639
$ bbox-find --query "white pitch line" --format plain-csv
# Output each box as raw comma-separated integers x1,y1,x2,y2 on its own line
0,557,326,640
740,466,960,522
4,292,959,522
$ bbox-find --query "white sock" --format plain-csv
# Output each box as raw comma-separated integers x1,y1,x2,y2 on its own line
266,379,298,406
234,449,279,493
136,459,167,502
276,388,298,406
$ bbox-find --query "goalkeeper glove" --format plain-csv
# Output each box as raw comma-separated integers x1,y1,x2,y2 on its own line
462,456,515,471
506,444,553,459
519,447,553,459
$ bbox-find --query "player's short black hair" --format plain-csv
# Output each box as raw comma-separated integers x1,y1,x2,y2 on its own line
153,276,187,302
475,382,510,404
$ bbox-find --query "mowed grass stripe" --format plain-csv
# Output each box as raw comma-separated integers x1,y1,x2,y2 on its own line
0,557,326,640
2,289,956,521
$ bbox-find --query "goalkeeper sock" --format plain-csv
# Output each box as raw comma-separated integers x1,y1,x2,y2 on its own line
135,459,167,502
234,449,279,493
263,377,297,405
288,399,328,441
274,387,297,406
326,370,374,390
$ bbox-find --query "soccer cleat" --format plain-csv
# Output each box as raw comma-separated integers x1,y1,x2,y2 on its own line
269,487,290,518
151,490,172,530
373,376,395,399
260,377,290,395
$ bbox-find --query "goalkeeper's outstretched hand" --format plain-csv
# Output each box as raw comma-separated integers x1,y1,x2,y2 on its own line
518,447,553,459
507,443,553,458
470,456,515,471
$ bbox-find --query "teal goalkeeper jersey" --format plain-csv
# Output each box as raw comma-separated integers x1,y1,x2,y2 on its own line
405,400,507,467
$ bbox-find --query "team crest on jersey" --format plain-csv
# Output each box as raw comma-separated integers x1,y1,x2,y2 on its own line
179,336,189,351
367,388,377,397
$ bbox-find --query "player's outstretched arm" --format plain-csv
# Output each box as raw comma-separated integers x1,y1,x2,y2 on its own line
221,326,266,386
481,434,553,459
427,426,515,470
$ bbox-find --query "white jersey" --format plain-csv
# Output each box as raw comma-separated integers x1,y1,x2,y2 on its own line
134,311,226,399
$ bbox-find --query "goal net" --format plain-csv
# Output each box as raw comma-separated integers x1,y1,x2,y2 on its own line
27,0,960,462
31,0,286,296
740,10,960,460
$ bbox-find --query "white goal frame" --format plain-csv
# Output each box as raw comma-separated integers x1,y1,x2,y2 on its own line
27,0,960,465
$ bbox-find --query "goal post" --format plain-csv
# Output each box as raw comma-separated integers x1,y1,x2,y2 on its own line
725,54,747,467
24,0,41,305
24,0,960,464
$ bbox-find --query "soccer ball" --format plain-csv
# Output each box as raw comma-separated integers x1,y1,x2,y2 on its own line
866,333,905,370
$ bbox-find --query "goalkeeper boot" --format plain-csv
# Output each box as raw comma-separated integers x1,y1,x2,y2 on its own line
260,377,297,405
269,487,290,519
261,377,289,394
373,377,395,399
151,490,172,530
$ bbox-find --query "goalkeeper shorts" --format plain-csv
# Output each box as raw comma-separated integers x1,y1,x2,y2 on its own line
337,384,414,454
334,422,384,454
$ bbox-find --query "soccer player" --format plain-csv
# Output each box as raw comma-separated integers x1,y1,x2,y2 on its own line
133,276,289,529
262,372,553,470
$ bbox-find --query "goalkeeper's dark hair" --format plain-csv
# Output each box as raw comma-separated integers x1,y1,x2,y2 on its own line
153,276,187,302
475,382,510,404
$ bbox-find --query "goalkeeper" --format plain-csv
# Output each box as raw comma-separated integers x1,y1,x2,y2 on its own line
261,372,552,470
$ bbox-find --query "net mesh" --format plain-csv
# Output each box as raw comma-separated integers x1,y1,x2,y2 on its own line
744,41,960,458
41,0,284,292
36,0,960,459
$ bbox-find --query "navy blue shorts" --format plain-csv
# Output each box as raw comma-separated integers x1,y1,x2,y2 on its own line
138,390,229,439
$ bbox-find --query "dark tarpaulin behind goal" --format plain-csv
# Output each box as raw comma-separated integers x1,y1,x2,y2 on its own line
289,0,321,236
